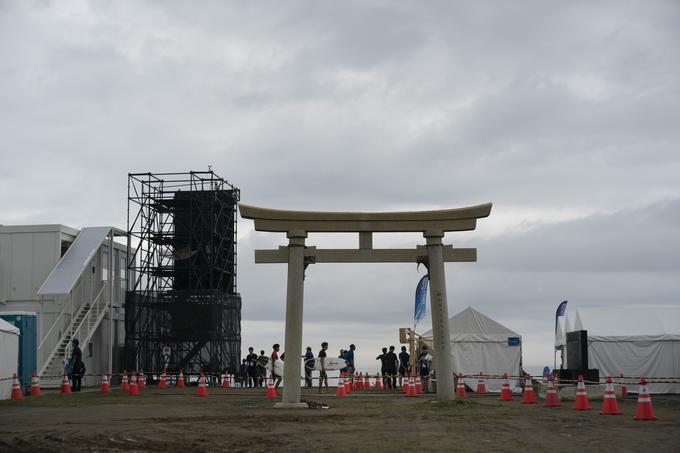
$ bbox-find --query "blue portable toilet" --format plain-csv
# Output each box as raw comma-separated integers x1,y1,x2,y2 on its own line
0,312,38,391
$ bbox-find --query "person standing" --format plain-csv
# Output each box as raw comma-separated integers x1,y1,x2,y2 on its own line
271,344,282,390
376,347,388,388
418,344,431,391
257,350,268,387
245,347,258,388
70,339,84,392
384,346,399,390
318,342,329,393
303,347,315,388
398,346,410,387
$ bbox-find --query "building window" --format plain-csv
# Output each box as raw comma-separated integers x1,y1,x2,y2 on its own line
101,252,109,281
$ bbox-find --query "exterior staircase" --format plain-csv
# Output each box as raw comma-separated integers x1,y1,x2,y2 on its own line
39,283,109,387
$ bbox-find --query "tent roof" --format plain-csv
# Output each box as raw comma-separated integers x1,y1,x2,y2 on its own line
572,305,680,337
423,307,520,338
0,318,20,335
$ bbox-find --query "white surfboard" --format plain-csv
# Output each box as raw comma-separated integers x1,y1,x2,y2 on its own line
265,359,284,376
313,356,348,371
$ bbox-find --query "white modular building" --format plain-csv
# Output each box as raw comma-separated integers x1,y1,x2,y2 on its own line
0,224,129,387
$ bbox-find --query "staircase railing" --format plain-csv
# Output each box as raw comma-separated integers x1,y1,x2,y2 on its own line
64,281,109,359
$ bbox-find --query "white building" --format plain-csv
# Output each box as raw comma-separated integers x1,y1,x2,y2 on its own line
0,224,129,387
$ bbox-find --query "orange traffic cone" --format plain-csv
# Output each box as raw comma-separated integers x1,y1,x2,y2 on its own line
374,373,383,390
10,373,23,400
544,375,560,407
335,377,346,397
100,371,110,394
196,372,208,397
221,372,230,389
120,371,129,391
476,372,487,394
60,372,72,395
499,373,513,401
30,372,42,397
633,377,657,421
600,376,622,415
344,373,352,394
573,375,591,410
363,372,369,390
176,371,186,388
158,369,168,389
407,374,417,397
619,373,628,397
138,371,146,389
128,371,140,396
455,373,467,399
402,373,409,393
265,374,277,398
415,375,423,394
522,376,537,404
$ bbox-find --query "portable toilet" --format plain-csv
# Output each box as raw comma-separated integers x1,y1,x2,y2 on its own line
0,312,37,392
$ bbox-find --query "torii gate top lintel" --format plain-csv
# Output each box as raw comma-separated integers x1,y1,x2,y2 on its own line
239,202,492,234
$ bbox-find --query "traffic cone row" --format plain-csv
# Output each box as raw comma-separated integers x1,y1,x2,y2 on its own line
128,371,140,396
100,371,110,394
600,376,622,415
30,372,41,397
61,372,72,394
158,370,168,389
196,372,208,397
11,373,23,400
265,374,277,398
476,372,487,394
499,373,513,401
120,371,129,391
544,375,560,407
633,377,657,421
522,376,537,404
573,375,592,410
455,373,467,399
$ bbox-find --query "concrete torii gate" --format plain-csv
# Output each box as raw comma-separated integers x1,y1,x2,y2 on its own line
239,202,492,407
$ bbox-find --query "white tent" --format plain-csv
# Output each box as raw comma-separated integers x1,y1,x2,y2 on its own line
566,305,680,393
0,318,20,400
424,307,523,392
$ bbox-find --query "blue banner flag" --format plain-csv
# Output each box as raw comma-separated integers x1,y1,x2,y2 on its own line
414,275,429,325
555,300,568,333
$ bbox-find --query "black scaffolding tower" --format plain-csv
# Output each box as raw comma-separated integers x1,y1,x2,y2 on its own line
125,171,241,375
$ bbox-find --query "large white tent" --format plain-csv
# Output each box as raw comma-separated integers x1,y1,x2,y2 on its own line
0,317,20,400
424,307,523,391
559,305,680,393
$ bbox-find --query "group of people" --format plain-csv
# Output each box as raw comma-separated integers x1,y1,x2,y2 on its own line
237,342,433,393
376,344,432,390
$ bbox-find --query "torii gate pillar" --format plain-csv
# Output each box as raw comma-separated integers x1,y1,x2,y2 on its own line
425,231,455,400
280,232,308,407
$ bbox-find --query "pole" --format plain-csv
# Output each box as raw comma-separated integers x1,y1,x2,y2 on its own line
276,232,308,408
425,231,455,400
108,232,114,376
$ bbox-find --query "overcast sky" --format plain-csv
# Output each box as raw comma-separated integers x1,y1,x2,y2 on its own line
1,1,679,373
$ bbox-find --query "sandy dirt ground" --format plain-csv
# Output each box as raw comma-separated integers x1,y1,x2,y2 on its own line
1,386,679,452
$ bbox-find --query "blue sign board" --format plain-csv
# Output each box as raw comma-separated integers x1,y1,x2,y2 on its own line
507,336,521,346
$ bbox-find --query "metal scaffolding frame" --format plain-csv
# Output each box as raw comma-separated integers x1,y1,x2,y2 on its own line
125,171,241,375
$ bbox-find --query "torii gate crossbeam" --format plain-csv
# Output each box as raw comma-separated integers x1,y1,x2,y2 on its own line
240,203,492,407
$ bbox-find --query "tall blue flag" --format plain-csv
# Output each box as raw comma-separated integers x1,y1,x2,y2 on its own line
555,300,568,333
414,275,429,325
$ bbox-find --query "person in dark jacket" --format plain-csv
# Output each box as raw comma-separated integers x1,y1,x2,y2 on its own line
71,339,85,392
303,347,315,388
